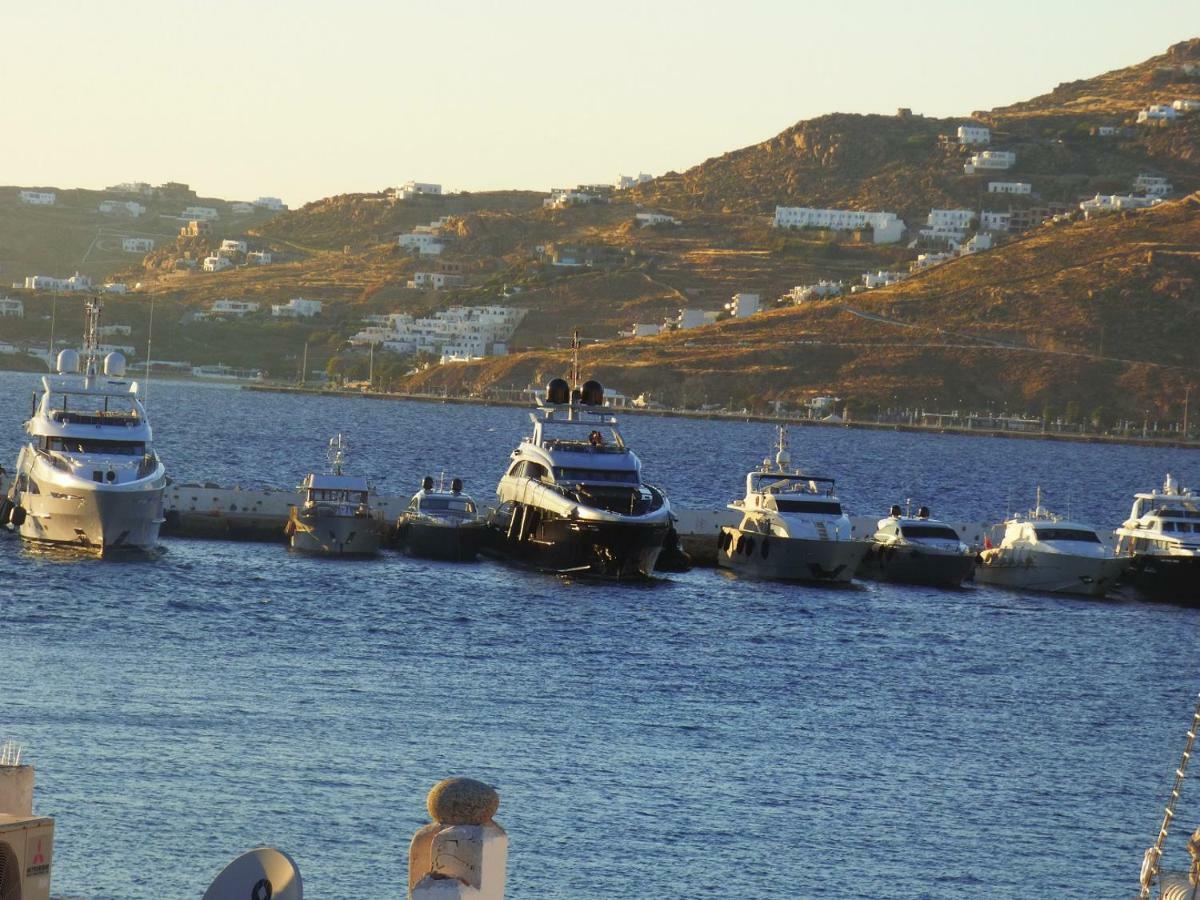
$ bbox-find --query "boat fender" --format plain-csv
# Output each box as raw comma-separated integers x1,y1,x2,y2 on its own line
8,505,26,528
761,538,770,559
0,497,11,526
284,519,296,538
744,537,755,556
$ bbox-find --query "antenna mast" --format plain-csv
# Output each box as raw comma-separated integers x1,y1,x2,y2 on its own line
83,295,103,384
144,294,154,406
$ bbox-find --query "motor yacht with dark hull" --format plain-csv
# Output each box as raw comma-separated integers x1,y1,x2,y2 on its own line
717,428,868,583
857,505,976,587
395,476,484,562
2,297,166,555
1114,474,1200,604
484,378,671,579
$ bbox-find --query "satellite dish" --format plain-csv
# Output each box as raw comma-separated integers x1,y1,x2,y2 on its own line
203,847,303,900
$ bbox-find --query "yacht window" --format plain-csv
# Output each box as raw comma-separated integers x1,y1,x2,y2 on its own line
1178,522,1192,533
775,499,843,515
47,437,145,455
900,524,960,540
514,461,548,480
1163,521,1177,532
420,497,476,514
552,467,639,484
1033,528,1100,543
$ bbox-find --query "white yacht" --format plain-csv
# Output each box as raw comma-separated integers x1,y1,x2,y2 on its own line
286,435,381,556
1113,474,1200,604
717,428,868,583
975,489,1125,597
486,376,671,579
857,505,976,587
395,475,484,561
2,297,166,554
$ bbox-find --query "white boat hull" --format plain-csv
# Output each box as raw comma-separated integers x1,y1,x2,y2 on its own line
16,478,165,553
974,550,1127,597
289,512,380,556
718,528,868,583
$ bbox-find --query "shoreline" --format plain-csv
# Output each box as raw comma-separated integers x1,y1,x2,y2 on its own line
242,383,1200,451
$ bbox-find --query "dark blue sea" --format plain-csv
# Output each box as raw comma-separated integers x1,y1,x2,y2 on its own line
1,371,1199,899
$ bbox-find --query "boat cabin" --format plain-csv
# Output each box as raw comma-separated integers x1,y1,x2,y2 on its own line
302,474,371,515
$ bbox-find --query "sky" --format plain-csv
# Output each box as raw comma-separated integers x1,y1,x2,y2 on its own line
3,1,1199,207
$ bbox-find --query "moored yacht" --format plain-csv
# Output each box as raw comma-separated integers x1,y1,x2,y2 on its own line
286,435,381,556
395,475,484,561
857,504,975,587
485,376,671,578
717,427,867,582
975,489,1125,597
1114,474,1200,604
2,296,166,554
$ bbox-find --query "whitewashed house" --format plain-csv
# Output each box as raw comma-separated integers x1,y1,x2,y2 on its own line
726,293,761,318
1133,174,1173,196
959,232,993,255
670,309,722,330
1173,99,1200,113
957,125,990,145
24,273,92,292
19,190,55,205
122,237,155,253
988,182,1032,195
106,181,153,195
271,297,322,317
773,206,905,244
246,251,272,265
202,255,232,272
544,188,603,209
911,251,954,271
183,206,219,220
220,239,249,255
615,173,654,190
1137,105,1178,123
980,210,1012,232
0,297,24,317
407,272,465,290
1095,126,1118,136
102,283,128,294
98,324,132,336
860,271,905,290
398,233,445,255
99,200,146,217
253,196,286,210
921,209,975,243
964,150,1016,173
784,281,843,303
230,202,255,214
620,323,663,338
1079,194,1162,215
393,182,442,200
210,299,260,317
635,212,681,226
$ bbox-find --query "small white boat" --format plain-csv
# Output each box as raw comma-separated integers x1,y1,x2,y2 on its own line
286,435,381,557
1113,474,1200,604
857,504,976,587
396,475,484,561
974,489,1125,597
717,427,867,583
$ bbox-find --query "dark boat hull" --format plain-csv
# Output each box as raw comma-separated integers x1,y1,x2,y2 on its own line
857,544,976,588
484,502,668,579
398,520,483,562
1121,554,1200,605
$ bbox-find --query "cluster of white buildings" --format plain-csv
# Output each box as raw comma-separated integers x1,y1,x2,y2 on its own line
99,199,146,217
1079,194,1163,215
1137,99,1200,123
635,212,681,227
964,150,1016,174
202,256,232,272
122,238,155,253
544,187,606,209
22,272,92,292
398,217,453,256
0,297,24,317
724,292,760,318
247,251,272,265
615,173,653,190
253,196,286,211
348,305,525,362
196,300,261,320
391,181,442,201
857,270,907,291
106,182,154,195
773,206,905,244
272,298,323,318
1133,173,1173,196
18,190,55,205
920,208,975,243
782,281,844,304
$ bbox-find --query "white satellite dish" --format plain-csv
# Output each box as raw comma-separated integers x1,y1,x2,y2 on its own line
202,846,303,900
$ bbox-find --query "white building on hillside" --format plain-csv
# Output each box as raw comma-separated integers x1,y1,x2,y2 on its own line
957,125,990,145
1138,105,1178,123
1095,125,1118,136
784,281,843,303
394,181,442,200
348,305,524,359
122,238,155,253
1133,174,1173,196
964,150,1016,173
210,299,260,317
98,323,132,336
407,272,466,290
398,232,445,255
24,273,92,291
99,199,146,217
860,271,905,290
670,308,722,330
253,197,286,210
102,283,128,294
1079,194,1162,215
980,210,1012,232
921,209,974,243
183,206,219,220
773,206,905,244
19,190,55,205
1174,99,1200,113
544,188,604,209
202,255,232,272
230,202,255,214
911,251,954,271
959,232,993,255
272,297,323,317
615,173,653,190
635,212,681,226
988,181,1032,194
620,323,662,339
246,251,273,265
726,293,761,318
107,181,153,195
220,239,249,255
0,297,24,317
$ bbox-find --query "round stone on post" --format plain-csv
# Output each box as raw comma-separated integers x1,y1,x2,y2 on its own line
410,778,508,900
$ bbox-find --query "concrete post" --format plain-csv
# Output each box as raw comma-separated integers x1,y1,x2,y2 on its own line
409,778,507,900
0,765,34,816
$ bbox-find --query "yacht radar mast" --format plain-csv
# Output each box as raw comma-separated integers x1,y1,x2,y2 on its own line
327,434,348,476
775,425,791,473
83,294,103,385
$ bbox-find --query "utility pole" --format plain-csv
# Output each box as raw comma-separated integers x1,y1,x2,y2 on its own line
301,340,308,386
368,341,375,392
1184,385,1191,438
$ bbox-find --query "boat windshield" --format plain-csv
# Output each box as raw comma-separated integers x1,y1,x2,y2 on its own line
901,524,960,541
553,467,639,484
1162,521,1194,532
1034,527,1100,543
309,489,368,503
775,498,843,515
46,437,145,456
420,497,476,514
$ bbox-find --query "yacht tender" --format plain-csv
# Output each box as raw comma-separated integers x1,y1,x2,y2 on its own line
485,377,671,578
858,504,975,587
2,297,166,554
395,475,484,561
717,427,867,583
286,435,381,556
1114,474,1200,604
975,489,1125,597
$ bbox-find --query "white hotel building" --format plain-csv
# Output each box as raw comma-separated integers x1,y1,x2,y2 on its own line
964,151,1016,174
957,125,990,145
988,182,1032,195
773,206,905,244
272,298,323,318
920,209,974,243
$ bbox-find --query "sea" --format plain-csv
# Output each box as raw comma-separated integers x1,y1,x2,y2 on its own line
1,370,1199,899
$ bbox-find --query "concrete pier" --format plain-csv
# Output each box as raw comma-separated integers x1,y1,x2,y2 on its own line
410,778,507,900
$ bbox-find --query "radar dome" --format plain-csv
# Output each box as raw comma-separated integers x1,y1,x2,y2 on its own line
545,377,569,405
103,352,126,376
56,349,80,374
581,379,604,407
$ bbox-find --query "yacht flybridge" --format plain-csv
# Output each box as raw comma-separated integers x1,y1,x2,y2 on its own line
486,376,671,578
2,296,166,554
1114,474,1200,603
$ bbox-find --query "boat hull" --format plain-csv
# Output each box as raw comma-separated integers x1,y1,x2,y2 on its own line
974,551,1127,597
717,528,868,583
289,512,380,557
13,476,165,554
484,502,668,579
858,543,976,587
1120,554,1200,605
397,519,483,562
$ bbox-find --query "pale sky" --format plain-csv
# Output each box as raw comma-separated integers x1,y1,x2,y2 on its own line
3,1,1198,207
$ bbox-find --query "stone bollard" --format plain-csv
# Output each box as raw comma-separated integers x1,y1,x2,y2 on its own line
409,778,507,900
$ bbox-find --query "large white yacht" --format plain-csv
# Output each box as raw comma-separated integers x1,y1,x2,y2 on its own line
286,435,381,556
1113,474,1200,603
486,376,671,578
2,297,166,554
717,428,867,583
975,489,1126,597
857,504,976,587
